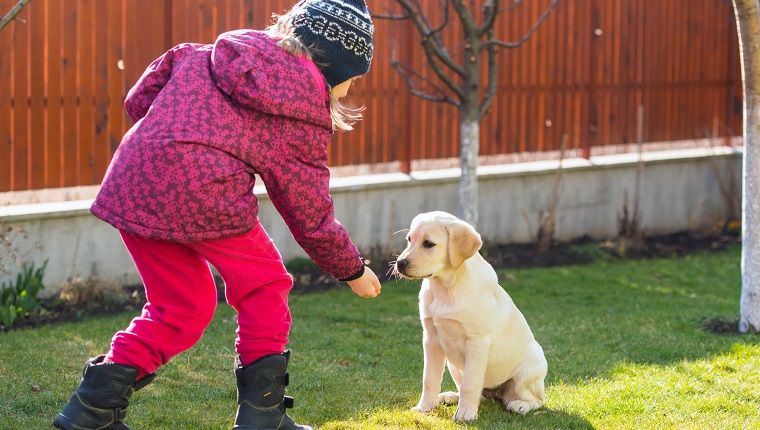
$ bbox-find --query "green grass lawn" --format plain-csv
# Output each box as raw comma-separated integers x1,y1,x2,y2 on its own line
1,244,759,429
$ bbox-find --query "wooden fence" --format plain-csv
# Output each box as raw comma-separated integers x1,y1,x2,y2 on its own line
0,0,742,192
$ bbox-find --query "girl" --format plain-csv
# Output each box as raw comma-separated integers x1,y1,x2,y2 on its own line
54,1,380,429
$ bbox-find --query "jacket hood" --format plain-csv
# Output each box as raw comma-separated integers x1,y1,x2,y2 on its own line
210,30,332,130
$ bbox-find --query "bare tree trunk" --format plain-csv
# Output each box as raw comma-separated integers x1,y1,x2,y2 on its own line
733,0,760,333
459,114,480,227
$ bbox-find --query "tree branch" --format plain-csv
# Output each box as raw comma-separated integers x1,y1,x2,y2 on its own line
391,60,459,104
479,0,528,38
420,39,466,100
0,0,32,32
418,0,450,38
392,0,465,76
375,2,451,56
499,0,523,13
372,12,410,20
482,0,560,50
371,3,410,20
479,0,501,37
450,0,478,36
479,25,499,119
390,39,461,105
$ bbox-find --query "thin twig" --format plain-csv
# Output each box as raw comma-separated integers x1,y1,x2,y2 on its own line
632,104,644,236
0,0,32,32
535,134,567,252
389,39,460,104
520,208,536,243
498,0,523,13
372,12,409,20
548,134,568,216
482,0,560,48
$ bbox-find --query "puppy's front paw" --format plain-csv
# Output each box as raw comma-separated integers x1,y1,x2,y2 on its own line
411,400,438,413
438,391,460,405
452,405,478,421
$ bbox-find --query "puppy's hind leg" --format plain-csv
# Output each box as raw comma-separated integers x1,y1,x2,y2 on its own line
503,352,547,414
504,379,544,414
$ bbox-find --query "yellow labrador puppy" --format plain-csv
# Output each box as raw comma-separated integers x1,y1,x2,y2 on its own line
394,211,547,421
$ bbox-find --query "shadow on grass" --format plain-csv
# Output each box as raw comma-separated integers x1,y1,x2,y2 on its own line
468,404,596,430
317,399,595,430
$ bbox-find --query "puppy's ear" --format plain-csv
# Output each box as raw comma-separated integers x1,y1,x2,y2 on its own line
446,221,483,268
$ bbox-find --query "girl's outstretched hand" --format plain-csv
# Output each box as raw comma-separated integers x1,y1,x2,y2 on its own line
347,266,382,298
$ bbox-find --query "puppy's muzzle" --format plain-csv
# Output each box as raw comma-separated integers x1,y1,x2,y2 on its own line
394,257,430,279
395,258,409,272
394,258,410,276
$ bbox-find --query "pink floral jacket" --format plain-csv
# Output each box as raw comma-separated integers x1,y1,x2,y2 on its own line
91,30,364,280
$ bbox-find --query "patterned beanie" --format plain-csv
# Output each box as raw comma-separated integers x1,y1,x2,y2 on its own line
291,0,374,88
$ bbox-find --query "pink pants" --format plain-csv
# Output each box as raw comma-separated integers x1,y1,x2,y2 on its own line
106,220,293,375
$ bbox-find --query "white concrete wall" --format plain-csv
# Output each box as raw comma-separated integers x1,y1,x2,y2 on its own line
0,147,742,297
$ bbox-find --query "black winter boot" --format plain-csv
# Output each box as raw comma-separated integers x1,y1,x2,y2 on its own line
53,355,155,430
233,350,312,430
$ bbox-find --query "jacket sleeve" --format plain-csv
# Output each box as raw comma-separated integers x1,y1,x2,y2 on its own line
123,48,177,123
257,135,364,281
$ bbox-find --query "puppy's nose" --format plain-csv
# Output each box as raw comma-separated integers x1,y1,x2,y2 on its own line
396,258,409,271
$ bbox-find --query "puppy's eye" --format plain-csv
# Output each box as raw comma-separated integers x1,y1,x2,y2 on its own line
422,240,435,249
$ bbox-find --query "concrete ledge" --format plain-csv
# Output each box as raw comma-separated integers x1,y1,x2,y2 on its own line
0,200,94,222
0,146,743,297
0,185,100,206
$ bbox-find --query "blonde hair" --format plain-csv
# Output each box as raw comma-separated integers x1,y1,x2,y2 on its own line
266,11,364,132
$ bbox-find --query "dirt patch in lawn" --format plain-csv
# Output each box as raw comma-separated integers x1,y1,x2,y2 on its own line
700,318,744,335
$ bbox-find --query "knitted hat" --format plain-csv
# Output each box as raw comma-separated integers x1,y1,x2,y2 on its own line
291,0,374,88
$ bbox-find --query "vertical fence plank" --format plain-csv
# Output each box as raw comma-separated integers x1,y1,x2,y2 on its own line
12,1,30,190
125,0,138,161
61,0,79,186
29,1,46,189
0,1,14,191
552,0,565,150
633,0,644,140
78,0,95,186
242,0,254,29
569,1,584,151
662,0,675,142
675,0,686,139
46,0,63,188
106,0,124,157
91,0,110,183
726,0,742,137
